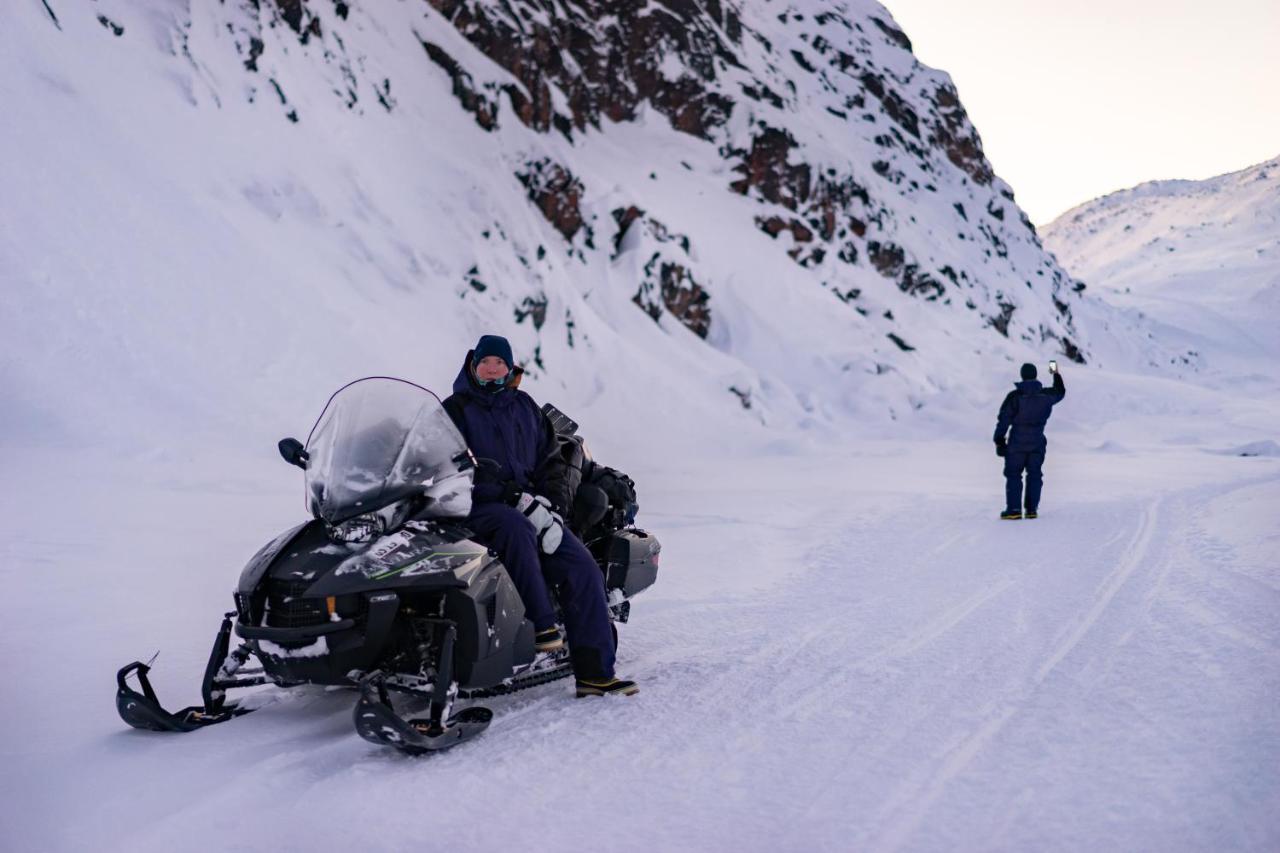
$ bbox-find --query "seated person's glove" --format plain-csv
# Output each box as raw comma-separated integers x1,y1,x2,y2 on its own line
513,492,564,554
498,479,524,506
995,438,1007,458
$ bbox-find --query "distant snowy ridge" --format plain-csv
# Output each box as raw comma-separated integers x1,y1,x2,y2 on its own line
4,0,1089,453
1043,156,1280,379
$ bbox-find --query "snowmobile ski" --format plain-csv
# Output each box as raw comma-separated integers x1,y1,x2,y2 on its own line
116,612,267,732
353,670,492,754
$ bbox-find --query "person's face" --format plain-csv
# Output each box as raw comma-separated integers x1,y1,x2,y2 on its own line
475,355,510,382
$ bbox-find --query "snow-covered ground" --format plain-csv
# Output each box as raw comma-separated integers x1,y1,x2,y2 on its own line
2,366,1278,851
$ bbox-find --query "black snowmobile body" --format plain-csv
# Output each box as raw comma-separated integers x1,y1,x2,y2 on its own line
115,377,660,754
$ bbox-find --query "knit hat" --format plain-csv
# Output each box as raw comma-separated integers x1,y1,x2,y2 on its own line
472,334,513,369
1020,362,1037,381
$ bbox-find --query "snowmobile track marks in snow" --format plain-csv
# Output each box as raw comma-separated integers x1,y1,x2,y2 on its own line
1034,498,1160,684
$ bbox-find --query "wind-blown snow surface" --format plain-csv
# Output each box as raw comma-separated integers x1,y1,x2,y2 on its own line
3,4,1280,853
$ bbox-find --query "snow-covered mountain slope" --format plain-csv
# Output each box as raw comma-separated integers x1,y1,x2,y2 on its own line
1043,157,1280,381
2,0,1088,456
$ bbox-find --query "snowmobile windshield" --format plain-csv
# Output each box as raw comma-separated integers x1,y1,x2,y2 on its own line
303,378,474,524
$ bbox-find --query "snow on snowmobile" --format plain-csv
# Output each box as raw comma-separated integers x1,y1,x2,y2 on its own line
115,377,659,754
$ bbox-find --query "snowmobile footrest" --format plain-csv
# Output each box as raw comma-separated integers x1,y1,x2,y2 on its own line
353,681,492,754
115,661,251,733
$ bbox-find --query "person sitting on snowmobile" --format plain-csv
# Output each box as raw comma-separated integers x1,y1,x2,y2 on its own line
993,362,1066,520
442,335,638,698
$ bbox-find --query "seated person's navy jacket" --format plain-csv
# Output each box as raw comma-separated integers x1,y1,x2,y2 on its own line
443,352,566,509
994,373,1066,451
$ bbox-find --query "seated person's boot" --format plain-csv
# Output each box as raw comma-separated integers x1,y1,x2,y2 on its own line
576,676,639,697
535,625,565,652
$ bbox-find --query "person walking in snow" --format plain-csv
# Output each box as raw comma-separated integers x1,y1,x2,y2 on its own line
442,334,638,697
993,362,1066,520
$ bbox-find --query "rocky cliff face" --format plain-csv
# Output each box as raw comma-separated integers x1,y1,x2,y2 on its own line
407,0,1087,364
14,0,1094,438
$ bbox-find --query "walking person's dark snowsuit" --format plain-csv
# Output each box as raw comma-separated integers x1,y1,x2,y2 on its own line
993,363,1066,519
443,335,636,696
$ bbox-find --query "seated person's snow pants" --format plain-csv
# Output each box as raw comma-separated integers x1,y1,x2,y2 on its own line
1004,449,1045,513
466,502,616,680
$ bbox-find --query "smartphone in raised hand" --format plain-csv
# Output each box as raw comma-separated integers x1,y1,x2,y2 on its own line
1049,359,1058,374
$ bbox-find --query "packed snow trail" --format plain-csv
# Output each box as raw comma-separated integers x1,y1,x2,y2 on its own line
1,442,1276,852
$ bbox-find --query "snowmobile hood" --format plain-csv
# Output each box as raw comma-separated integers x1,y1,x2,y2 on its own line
452,352,525,404
239,519,490,598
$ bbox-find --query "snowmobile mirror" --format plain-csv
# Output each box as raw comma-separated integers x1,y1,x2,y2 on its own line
278,437,310,469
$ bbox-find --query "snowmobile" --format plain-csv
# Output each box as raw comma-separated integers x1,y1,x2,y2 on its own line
115,377,659,754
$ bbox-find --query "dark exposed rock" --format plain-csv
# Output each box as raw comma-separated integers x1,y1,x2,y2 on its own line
978,221,1008,258
275,0,305,33
790,49,816,73
756,216,813,243
1061,336,1085,363
613,207,690,257
613,209,709,337
987,301,1015,337
887,332,915,352
929,83,993,186
740,82,786,109
272,0,322,42
517,159,586,242
375,78,395,112
870,16,912,51
868,241,905,278
97,15,124,36
634,256,711,339
861,72,919,139
244,36,265,71
899,265,944,300
427,0,737,140
809,174,870,239
421,41,499,130
611,205,646,254
515,294,548,329
727,125,810,210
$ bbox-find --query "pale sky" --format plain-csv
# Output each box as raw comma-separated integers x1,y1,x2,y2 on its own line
882,0,1280,224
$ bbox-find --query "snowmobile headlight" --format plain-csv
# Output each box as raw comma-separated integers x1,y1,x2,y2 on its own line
328,512,383,543
327,498,415,543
